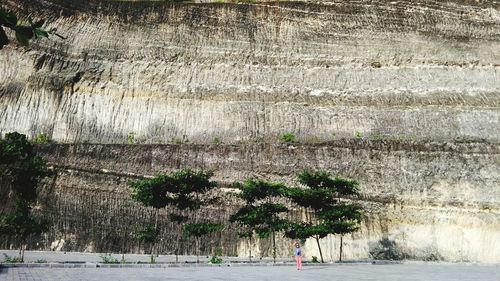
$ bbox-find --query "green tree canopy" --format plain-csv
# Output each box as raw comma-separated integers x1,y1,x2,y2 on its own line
238,179,287,202
285,170,363,263
231,179,290,262
131,173,169,209
230,203,288,239
0,132,48,202
135,224,160,245
165,169,218,211
131,169,218,210
130,168,222,263
0,132,49,262
0,199,47,242
297,170,360,196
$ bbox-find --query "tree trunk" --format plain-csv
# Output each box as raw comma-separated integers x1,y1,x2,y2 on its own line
272,231,276,264
21,244,26,263
18,244,22,262
151,209,159,263
315,236,324,263
196,237,200,263
339,235,343,262
175,217,180,263
121,232,126,264
151,209,158,263
195,194,200,264
150,243,154,263
249,236,252,262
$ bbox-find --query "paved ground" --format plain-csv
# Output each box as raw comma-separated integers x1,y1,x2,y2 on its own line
1,251,499,281
1,263,500,281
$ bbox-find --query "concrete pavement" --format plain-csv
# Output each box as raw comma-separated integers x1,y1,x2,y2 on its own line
1,263,500,281
1,250,499,281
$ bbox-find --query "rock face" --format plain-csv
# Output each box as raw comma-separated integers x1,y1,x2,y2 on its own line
0,0,499,262
2,0,499,143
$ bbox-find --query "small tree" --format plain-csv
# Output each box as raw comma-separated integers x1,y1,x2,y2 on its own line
131,174,168,262
0,132,49,262
0,200,47,262
166,169,221,263
130,169,222,263
135,224,160,263
285,171,363,263
231,179,289,263
182,222,224,263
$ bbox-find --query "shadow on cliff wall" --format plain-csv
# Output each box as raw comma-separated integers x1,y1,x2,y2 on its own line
369,237,444,261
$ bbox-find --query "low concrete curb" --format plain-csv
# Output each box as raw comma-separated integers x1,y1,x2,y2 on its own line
0,260,402,269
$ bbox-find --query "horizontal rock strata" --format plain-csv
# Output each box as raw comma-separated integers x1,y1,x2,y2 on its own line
1,0,499,143
2,141,492,262
0,0,499,262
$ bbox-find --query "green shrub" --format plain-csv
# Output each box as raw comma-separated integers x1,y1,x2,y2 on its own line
311,256,320,263
209,255,223,264
99,253,120,264
33,132,50,144
34,259,47,263
3,254,22,263
369,238,408,260
354,131,363,139
127,133,135,144
279,133,296,143
371,61,382,68
212,137,221,145
135,224,160,244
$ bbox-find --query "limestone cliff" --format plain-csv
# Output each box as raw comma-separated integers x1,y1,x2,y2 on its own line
2,0,499,143
0,0,499,262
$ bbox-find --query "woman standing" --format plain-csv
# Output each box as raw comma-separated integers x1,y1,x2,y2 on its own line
294,242,302,270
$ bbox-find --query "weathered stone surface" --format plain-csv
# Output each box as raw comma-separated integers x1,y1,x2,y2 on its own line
0,0,499,263
1,0,499,143
5,141,494,262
